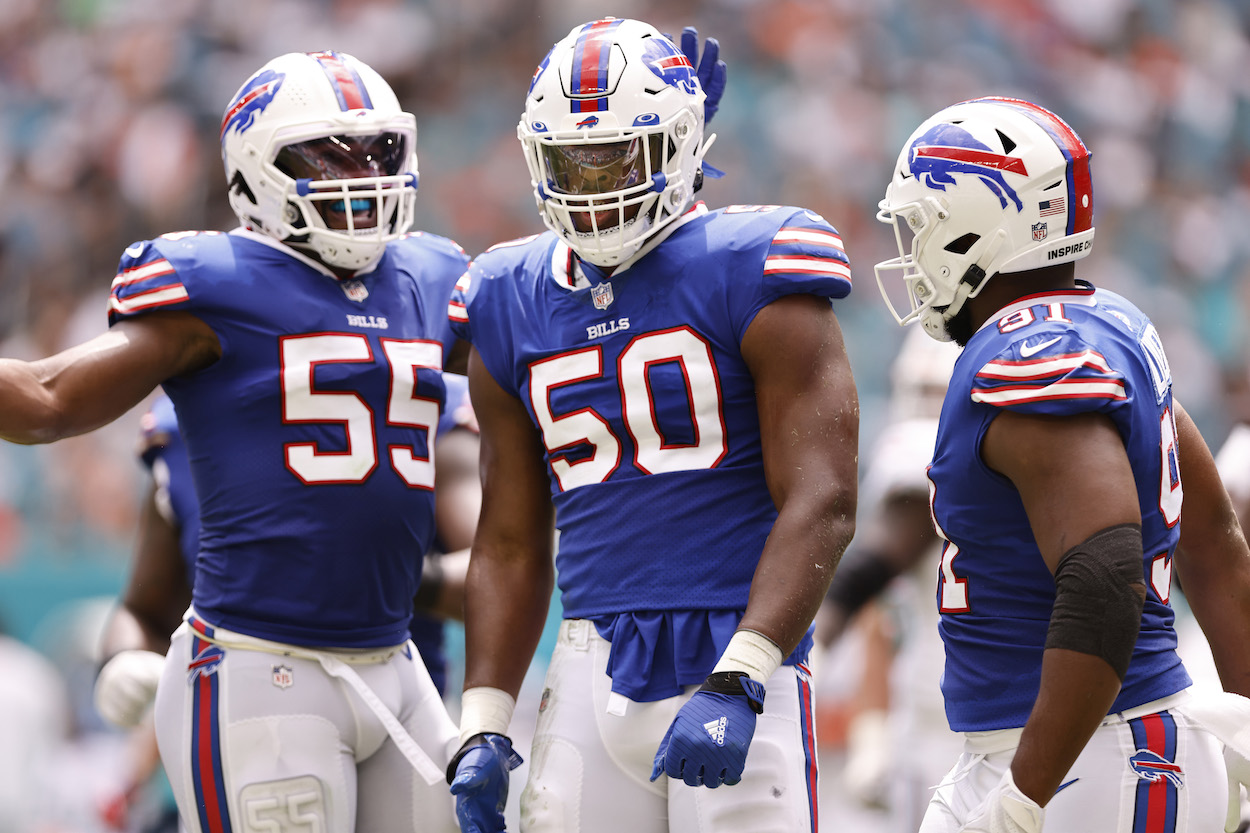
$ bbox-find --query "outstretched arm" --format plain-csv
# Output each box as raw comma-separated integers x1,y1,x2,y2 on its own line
0,311,218,444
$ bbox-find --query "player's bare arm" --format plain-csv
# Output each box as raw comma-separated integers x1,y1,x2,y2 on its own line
105,480,192,657
1171,398,1250,697
982,409,1145,805
461,345,556,699
737,293,858,655
0,310,218,444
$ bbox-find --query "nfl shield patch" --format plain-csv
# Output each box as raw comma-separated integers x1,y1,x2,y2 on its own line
272,664,294,689
591,281,614,310
1031,222,1048,241
341,279,369,302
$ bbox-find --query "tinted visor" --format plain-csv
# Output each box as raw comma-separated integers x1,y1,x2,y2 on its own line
276,132,408,181
543,136,662,196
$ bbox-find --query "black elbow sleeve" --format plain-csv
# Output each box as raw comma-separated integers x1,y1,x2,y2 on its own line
1045,523,1146,681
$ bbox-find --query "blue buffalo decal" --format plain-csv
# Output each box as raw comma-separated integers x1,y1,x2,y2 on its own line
220,69,284,143
529,50,553,97
908,123,1027,211
641,37,697,95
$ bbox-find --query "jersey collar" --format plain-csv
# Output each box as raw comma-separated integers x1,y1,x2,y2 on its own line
547,201,711,293
975,279,1097,335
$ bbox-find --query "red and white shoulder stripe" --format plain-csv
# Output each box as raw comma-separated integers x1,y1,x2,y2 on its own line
447,270,472,324
109,258,189,316
972,349,1126,406
764,226,851,282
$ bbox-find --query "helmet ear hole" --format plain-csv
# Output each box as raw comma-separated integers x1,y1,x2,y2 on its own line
945,233,980,255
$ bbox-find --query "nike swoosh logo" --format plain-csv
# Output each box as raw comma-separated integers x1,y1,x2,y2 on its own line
1019,336,1062,358
1055,778,1079,794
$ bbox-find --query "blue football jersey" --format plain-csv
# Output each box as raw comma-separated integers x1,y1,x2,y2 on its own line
449,203,852,697
110,228,467,648
930,281,1191,732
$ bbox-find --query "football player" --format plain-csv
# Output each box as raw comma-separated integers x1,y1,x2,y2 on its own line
94,375,480,827
874,96,1250,832
0,51,468,832
445,17,859,833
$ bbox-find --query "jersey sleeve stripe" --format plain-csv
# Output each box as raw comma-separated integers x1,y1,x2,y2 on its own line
976,350,1114,380
448,300,469,323
971,378,1127,405
108,285,190,315
772,228,846,252
763,255,852,281
112,259,176,290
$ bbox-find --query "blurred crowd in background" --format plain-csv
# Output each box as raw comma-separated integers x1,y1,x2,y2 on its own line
0,0,1248,830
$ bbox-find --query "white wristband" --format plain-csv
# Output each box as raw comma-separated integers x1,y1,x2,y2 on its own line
458,686,516,746
712,629,784,682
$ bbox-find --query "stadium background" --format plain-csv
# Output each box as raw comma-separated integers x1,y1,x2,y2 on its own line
0,0,1247,829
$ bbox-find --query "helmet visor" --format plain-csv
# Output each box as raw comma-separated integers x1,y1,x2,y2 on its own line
542,137,660,196
275,132,410,230
276,132,409,181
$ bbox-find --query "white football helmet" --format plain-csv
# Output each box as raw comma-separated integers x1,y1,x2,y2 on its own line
875,96,1095,341
518,18,713,267
220,51,419,273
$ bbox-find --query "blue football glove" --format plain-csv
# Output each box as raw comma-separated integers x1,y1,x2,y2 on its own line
665,26,727,124
446,733,523,833
650,671,765,788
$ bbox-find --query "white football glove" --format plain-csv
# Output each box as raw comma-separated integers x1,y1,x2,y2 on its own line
1224,746,1250,833
960,768,1044,833
94,649,166,728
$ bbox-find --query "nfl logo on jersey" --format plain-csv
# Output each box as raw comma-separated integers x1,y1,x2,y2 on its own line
591,281,614,310
1032,222,1048,241
272,664,294,689
341,279,369,302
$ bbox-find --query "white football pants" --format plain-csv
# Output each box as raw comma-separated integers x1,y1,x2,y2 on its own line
519,618,820,833
152,611,460,833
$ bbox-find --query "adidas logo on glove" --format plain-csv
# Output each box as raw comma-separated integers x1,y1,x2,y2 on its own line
703,716,727,746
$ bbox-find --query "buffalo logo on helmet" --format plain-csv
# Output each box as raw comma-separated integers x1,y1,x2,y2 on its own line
641,38,697,95
907,123,1027,211
529,53,552,97
220,69,284,142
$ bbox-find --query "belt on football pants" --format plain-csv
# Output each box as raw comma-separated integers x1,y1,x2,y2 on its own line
183,611,444,786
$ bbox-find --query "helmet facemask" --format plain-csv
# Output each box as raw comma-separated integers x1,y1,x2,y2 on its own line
272,131,417,270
